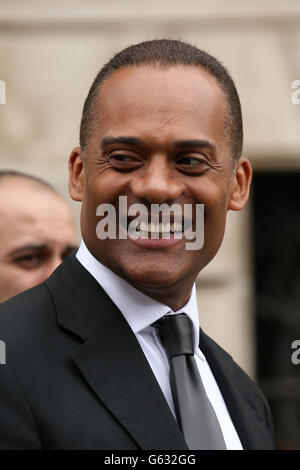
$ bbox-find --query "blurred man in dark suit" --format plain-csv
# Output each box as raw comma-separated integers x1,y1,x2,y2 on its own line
0,40,274,450
0,170,77,302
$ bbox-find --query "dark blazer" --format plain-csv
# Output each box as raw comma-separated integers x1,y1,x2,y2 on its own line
0,254,274,450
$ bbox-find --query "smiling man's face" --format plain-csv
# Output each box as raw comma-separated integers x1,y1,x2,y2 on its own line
69,65,251,307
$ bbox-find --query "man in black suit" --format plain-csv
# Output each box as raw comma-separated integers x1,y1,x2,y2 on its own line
0,39,274,450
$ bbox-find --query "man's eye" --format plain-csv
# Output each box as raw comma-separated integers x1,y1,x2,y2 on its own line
178,156,206,166
110,154,134,162
109,153,142,170
14,254,44,269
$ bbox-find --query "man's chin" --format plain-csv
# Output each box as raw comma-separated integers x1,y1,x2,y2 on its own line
119,265,184,293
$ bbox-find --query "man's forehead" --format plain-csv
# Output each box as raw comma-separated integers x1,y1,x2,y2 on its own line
0,208,51,247
0,203,45,226
95,66,224,129
91,65,227,151
98,65,224,109
0,188,73,239
0,204,75,251
0,180,65,211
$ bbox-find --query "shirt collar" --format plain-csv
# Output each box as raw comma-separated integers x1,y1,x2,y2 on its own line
76,240,203,357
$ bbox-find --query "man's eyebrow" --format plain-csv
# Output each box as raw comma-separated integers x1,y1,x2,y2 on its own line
8,243,48,257
101,136,142,147
174,139,216,153
100,136,216,154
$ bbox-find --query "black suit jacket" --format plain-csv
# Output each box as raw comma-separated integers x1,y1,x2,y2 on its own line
0,254,274,449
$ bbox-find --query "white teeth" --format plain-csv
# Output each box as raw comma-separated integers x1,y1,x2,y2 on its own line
174,222,182,233
140,221,148,232
129,220,183,233
131,219,139,229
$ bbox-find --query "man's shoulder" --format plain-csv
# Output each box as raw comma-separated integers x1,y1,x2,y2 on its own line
201,330,268,401
200,330,242,373
201,329,273,428
201,330,260,389
0,253,106,364
0,257,87,378
0,282,55,343
0,253,84,339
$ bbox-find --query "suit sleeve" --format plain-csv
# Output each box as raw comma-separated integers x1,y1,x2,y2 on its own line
0,364,42,449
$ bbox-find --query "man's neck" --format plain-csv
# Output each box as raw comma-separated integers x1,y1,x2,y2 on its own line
126,279,194,312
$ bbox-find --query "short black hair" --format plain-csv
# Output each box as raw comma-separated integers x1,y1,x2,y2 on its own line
0,170,57,193
80,39,243,163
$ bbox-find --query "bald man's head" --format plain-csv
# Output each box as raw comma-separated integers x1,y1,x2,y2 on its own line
0,171,77,302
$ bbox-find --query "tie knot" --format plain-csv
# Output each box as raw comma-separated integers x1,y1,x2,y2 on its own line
154,313,194,359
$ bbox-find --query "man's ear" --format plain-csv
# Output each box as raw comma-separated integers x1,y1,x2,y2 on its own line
68,146,85,202
228,156,252,211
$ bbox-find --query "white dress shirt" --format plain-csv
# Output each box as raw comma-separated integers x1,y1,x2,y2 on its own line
76,240,243,449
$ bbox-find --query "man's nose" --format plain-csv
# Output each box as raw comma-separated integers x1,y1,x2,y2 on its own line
130,156,184,204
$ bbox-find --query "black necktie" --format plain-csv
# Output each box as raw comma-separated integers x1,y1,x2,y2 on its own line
154,313,226,450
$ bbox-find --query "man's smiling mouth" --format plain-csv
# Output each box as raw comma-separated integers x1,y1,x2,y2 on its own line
118,215,197,251
95,196,203,249
127,219,185,238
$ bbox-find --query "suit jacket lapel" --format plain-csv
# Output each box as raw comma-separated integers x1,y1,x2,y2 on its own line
45,254,187,450
200,330,274,450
